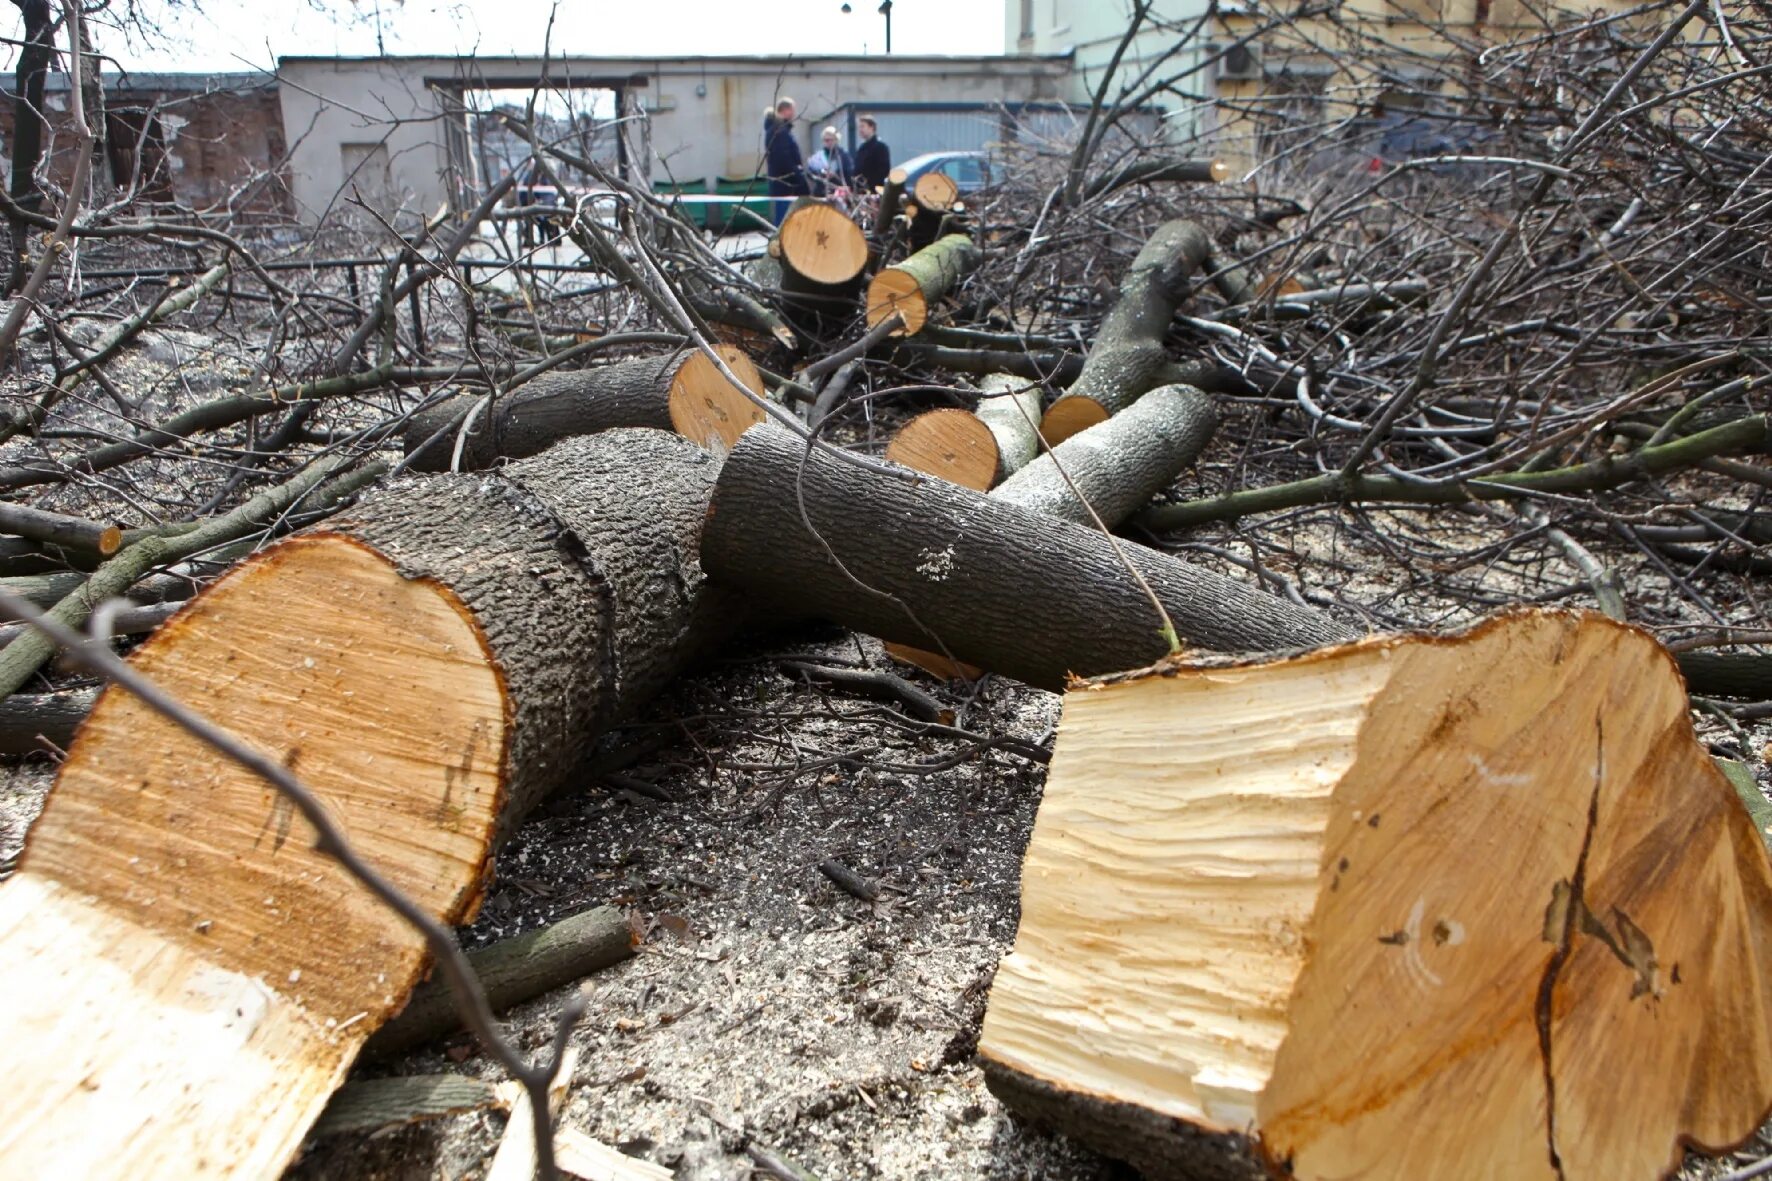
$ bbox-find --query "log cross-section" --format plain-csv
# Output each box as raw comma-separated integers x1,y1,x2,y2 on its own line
865,233,983,337
0,429,737,1177
979,610,1772,1181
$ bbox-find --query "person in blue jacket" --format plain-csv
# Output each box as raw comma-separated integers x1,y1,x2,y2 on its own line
763,97,809,225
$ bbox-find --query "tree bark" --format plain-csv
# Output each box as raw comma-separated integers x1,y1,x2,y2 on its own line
700,425,1351,692
365,905,637,1058
0,429,740,1176
993,383,1217,527
0,685,95,754
1083,157,1230,200
402,348,763,470
865,233,982,337
1043,219,1214,444
980,610,1772,1181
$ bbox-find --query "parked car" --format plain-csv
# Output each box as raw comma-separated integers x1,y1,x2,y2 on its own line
897,150,997,195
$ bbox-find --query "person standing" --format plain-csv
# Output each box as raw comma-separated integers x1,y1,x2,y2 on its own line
763,97,809,225
806,126,855,199
854,115,891,192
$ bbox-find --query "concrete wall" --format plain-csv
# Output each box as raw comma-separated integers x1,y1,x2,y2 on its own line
275,54,1071,225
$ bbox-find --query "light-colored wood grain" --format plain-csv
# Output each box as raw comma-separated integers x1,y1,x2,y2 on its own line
554,1127,673,1181
1036,394,1109,445
666,343,767,451
0,534,509,1177
865,266,927,336
981,610,1772,1180
884,407,1000,491
912,170,960,212
776,201,869,285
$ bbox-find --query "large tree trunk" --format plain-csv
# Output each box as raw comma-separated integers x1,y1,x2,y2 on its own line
882,382,1219,676
866,233,982,336
0,429,738,1177
747,199,870,337
1042,219,1213,444
980,610,1772,1181
402,347,764,469
700,425,1350,691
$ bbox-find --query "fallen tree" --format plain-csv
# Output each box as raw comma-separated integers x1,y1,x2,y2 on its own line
701,424,1349,691
0,428,736,1175
402,346,765,469
1042,219,1213,444
979,609,1772,1181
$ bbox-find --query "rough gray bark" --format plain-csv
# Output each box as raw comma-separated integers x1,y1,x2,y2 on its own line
0,686,98,754
701,426,1354,691
328,429,740,831
974,373,1044,483
993,383,1218,527
402,355,691,472
1043,220,1214,443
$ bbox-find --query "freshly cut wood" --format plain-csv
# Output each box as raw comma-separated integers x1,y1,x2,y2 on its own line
865,233,983,337
876,168,907,234
403,347,764,469
980,610,1772,1181
486,1045,577,1181
366,904,638,1058
911,168,960,212
993,383,1217,527
1043,219,1213,444
701,425,1349,691
0,429,737,1177
776,199,870,285
0,502,120,556
885,373,1043,492
555,1127,673,1180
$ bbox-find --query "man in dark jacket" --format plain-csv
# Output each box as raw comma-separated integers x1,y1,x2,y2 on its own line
763,97,809,225
854,115,891,191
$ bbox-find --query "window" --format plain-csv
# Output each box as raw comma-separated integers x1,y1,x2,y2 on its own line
939,156,987,187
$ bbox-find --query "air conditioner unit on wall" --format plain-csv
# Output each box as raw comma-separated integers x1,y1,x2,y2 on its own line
1217,42,1264,81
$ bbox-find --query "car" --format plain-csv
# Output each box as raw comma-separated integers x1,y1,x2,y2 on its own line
897,150,996,196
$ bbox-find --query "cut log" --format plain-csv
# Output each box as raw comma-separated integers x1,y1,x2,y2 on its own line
0,429,737,1177
1043,219,1213,445
0,502,120,556
979,610,1772,1181
993,383,1217,527
865,233,983,337
911,169,959,212
776,199,870,286
1083,157,1230,200
884,373,1044,492
884,383,1218,678
701,425,1350,691
402,347,764,469
0,685,97,754
311,1075,501,1138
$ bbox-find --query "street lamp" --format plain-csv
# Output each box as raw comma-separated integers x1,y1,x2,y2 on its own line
840,0,892,53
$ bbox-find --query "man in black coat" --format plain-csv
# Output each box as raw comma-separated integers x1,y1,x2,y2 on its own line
854,115,891,191
763,97,809,225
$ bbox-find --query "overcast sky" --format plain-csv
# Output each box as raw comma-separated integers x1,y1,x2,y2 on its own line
70,0,1004,74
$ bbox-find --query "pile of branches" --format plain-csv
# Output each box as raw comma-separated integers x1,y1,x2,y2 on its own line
6,0,1772,1175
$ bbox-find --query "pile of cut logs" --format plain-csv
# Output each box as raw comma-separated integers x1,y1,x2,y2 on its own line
2,176,1771,1181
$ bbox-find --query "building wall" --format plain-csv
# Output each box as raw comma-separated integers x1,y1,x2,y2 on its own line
275,54,1071,225
0,77,292,218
